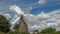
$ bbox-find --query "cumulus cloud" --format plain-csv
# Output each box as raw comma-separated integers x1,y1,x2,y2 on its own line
48,9,60,24
38,0,46,4
3,13,11,19
0,12,11,19
23,12,50,30
23,9,60,31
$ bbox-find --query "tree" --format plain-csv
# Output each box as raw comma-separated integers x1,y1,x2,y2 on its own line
40,27,56,34
0,15,10,33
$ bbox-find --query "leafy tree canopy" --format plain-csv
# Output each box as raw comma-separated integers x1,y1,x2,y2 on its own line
40,27,56,33
0,15,10,33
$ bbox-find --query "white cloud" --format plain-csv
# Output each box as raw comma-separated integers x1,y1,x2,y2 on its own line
23,12,50,31
37,12,50,19
38,0,46,4
3,13,11,19
0,12,11,19
47,23,58,27
23,9,60,31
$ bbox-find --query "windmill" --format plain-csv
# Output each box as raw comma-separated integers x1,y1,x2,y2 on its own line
10,5,32,31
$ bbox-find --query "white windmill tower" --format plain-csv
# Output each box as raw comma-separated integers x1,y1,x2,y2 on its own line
10,5,32,31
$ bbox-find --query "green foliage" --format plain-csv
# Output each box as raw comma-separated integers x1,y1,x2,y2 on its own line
0,15,10,33
39,27,60,34
40,27,56,33
20,32,30,34
54,31,60,34
0,32,4,34
0,27,60,34
8,31,30,34
8,31,20,34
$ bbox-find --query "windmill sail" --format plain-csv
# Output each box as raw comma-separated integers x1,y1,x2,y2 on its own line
24,7,32,14
10,5,24,15
10,5,32,15
11,17,20,24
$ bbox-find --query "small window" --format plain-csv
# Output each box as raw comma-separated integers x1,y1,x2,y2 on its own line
22,26,25,30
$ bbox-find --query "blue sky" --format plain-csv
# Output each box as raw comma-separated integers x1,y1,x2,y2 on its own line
0,0,60,32
0,0,60,15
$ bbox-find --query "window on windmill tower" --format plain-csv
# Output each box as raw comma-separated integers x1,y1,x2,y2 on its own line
22,26,25,30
